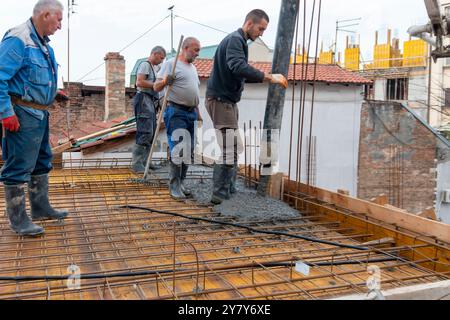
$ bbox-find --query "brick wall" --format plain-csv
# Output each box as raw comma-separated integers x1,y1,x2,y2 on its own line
358,101,437,214
48,82,135,143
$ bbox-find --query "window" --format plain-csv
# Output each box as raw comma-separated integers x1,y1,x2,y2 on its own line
445,6,450,17
445,88,450,107
364,84,374,100
386,78,408,101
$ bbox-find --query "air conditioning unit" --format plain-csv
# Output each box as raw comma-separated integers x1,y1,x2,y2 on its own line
443,190,450,203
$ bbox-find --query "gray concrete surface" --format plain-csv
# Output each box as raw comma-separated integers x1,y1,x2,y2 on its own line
145,164,301,222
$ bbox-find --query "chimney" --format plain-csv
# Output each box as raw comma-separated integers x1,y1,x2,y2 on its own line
104,52,126,121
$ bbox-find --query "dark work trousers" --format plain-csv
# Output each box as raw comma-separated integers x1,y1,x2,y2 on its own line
134,92,157,147
0,106,53,185
205,97,243,166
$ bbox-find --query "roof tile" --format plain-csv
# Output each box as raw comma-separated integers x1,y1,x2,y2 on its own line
194,59,372,85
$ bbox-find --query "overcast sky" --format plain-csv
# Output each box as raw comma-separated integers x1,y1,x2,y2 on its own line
0,0,430,86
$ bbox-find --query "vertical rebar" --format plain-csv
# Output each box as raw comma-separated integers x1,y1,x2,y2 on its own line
244,122,248,187
172,221,177,294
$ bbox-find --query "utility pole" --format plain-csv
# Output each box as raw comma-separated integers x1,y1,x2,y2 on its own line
168,5,175,55
257,0,299,195
67,0,77,82
428,44,432,125
334,18,361,62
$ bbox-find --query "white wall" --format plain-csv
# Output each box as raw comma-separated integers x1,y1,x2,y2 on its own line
248,38,273,62
437,158,450,224
374,78,386,100
408,74,429,120
198,81,365,197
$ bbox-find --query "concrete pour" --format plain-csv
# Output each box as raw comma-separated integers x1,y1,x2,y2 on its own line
185,167,301,222
145,164,301,222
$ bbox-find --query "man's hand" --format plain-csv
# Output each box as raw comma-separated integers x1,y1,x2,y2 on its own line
55,90,70,102
2,115,20,132
270,74,288,89
163,74,175,87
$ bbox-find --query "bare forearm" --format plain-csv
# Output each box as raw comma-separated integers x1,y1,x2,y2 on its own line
153,79,166,93
136,79,155,89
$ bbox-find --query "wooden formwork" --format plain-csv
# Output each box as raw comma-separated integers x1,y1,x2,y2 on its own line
0,165,449,300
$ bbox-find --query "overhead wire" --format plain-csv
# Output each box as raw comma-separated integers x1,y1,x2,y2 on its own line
76,14,170,82
174,14,275,51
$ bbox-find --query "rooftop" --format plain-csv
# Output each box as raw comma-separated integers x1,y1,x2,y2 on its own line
194,59,372,84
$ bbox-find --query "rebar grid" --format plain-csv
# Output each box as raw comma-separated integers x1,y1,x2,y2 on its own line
0,167,448,300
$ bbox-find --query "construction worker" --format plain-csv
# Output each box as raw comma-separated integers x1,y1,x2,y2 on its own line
206,9,288,205
132,46,167,173
154,37,202,199
0,0,68,237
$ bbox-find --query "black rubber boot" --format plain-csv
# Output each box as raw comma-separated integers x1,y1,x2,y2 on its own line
143,145,161,171
29,174,69,221
4,184,45,236
211,164,232,205
132,144,147,173
169,161,186,200
230,163,238,195
180,163,192,197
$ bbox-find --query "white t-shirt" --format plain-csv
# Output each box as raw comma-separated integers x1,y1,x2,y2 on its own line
157,58,200,107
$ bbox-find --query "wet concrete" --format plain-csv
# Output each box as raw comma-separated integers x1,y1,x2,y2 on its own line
143,164,301,222
183,167,301,222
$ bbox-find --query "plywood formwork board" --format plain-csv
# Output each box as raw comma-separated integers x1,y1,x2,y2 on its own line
283,186,450,274
294,183,450,244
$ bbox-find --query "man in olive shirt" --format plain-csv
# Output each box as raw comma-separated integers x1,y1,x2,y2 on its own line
206,9,287,205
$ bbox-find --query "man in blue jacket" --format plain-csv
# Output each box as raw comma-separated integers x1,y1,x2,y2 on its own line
0,0,69,237
206,9,288,205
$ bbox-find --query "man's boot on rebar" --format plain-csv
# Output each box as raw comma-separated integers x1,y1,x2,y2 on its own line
4,184,45,236
211,164,232,205
180,163,192,197
230,163,238,195
169,161,186,200
132,144,147,173
29,174,69,221
143,145,160,171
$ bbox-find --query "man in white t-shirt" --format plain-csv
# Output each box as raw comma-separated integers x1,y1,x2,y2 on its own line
154,37,202,199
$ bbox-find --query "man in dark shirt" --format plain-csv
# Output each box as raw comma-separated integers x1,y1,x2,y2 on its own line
206,9,287,205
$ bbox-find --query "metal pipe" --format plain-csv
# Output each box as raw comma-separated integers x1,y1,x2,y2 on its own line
257,0,300,195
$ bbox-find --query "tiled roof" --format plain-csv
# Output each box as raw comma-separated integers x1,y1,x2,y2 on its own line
50,116,136,151
194,59,372,85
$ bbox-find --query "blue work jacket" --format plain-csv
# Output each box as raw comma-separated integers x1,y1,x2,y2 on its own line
0,18,58,120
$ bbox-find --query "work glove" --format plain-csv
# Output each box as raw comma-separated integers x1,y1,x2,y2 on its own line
2,115,20,132
164,74,175,87
270,74,288,89
55,89,70,102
